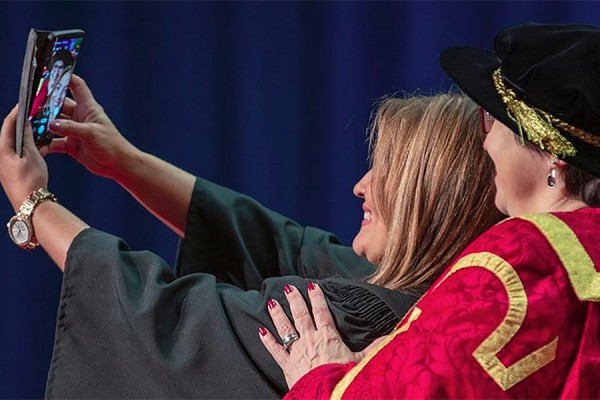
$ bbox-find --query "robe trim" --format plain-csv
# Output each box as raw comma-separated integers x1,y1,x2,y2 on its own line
519,213,600,302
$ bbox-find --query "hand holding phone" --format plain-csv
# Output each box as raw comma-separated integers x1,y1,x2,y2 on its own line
16,29,84,155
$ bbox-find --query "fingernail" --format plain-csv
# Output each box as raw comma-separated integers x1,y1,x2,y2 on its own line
49,120,60,129
258,326,268,336
307,282,316,291
284,284,294,294
267,299,277,310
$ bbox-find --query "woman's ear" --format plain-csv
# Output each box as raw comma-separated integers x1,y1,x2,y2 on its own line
555,159,569,178
554,159,568,169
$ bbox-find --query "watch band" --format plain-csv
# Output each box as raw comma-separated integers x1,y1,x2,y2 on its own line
7,188,58,250
19,188,57,219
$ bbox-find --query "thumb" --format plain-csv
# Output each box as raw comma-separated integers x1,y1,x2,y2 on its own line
354,335,388,361
0,105,18,151
22,120,38,153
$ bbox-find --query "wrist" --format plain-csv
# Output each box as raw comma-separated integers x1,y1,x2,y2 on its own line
107,143,145,182
7,188,57,250
26,198,89,271
9,181,49,213
111,145,149,186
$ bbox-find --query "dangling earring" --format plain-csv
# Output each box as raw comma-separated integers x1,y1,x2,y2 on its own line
547,165,557,188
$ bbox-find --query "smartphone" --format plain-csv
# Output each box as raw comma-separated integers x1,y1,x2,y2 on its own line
27,30,84,147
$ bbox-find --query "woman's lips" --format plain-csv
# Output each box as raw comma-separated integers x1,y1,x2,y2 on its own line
361,207,372,226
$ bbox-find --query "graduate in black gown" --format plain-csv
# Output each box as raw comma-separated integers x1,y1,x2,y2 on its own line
0,77,501,398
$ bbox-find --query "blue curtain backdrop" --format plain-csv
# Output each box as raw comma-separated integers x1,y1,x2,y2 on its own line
0,1,598,397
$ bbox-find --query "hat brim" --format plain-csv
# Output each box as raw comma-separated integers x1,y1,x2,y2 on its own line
440,46,600,177
440,47,522,137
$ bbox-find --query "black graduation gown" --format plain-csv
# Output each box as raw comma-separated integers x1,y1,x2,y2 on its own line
45,178,419,399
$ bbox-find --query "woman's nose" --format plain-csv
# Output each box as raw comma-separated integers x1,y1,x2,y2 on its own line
353,171,371,198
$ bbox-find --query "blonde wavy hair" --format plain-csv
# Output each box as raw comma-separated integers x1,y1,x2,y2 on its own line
367,94,503,292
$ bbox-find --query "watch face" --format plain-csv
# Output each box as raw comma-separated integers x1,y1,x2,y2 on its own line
10,219,30,245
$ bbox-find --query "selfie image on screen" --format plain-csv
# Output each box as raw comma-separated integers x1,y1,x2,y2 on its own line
29,36,82,144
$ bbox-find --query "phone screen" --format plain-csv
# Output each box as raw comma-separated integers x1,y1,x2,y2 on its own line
29,35,83,146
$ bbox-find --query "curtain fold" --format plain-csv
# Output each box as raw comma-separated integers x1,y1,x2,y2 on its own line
0,1,596,397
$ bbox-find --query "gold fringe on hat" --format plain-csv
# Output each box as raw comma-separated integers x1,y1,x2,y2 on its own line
492,68,577,158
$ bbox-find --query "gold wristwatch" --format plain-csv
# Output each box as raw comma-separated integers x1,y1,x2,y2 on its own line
7,188,57,250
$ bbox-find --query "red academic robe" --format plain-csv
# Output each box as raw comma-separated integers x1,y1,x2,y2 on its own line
286,208,600,399
30,79,49,117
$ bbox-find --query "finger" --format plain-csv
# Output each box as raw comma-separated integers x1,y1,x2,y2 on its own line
266,298,298,342
48,118,92,140
46,137,81,160
61,97,76,117
258,326,289,366
307,282,336,331
284,284,315,336
46,137,69,154
0,105,18,150
38,145,49,158
69,75,96,104
355,335,388,361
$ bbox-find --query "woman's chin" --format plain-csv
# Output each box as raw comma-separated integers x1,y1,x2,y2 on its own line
351,237,366,258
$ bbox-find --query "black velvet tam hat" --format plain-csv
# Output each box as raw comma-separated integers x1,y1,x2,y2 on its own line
440,23,600,178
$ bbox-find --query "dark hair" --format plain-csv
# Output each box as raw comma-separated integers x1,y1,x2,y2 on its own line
564,165,600,207
48,49,75,68
521,137,600,207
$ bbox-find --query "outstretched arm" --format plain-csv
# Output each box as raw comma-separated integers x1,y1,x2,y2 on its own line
46,75,195,237
0,106,88,270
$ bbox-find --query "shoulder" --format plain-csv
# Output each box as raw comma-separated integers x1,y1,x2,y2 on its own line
445,208,600,302
458,208,599,257
445,214,552,277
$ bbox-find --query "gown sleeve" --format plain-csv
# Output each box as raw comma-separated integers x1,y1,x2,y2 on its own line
175,178,376,288
45,228,418,399
285,363,357,400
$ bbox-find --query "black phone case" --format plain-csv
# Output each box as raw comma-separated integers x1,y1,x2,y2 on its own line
16,29,84,156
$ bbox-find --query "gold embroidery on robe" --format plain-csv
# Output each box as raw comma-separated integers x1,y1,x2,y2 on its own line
330,307,422,400
333,248,562,397
519,213,600,302
450,252,557,391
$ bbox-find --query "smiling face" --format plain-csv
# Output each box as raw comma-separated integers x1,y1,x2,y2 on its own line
360,95,503,291
48,71,72,118
483,118,550,216
351,170,388,264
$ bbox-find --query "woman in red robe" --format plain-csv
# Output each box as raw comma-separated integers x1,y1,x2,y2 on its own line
260,23,600,399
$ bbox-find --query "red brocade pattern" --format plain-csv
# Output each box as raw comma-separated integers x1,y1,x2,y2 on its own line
285,209,600,399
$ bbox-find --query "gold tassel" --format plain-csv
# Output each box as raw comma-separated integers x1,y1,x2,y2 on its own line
492,69,577,158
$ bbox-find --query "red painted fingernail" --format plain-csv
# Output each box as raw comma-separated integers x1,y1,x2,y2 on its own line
308,281,316,291
267,299,277,310
284,284,294,294
258,326,268,336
